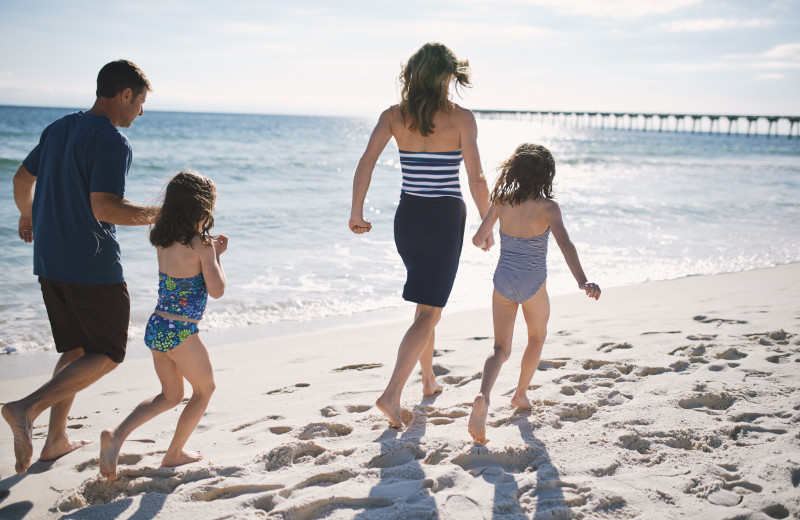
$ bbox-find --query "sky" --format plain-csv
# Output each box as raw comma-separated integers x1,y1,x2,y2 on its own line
1,0,798,117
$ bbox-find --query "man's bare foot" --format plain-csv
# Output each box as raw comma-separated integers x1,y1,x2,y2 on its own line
510,394,533,409
2,403,33,474
468,395,489,444
375,396,403,428
40,434,92,463
422,379,443,396
162,450,202,468
98,429,121,479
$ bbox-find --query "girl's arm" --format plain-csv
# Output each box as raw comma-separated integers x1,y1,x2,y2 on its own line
472,203,498,251
350,109,393,234
546,202,601,300
460,109,491,221
199,234,227,299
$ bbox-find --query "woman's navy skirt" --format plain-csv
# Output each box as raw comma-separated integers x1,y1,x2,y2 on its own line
393,192,467,308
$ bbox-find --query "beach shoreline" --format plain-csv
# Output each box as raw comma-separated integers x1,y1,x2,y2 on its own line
1,263,798,518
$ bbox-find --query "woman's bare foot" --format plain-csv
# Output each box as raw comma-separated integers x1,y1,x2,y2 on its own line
98,429,122,479
375,396,404,428
468,395,489,444
162,450,203,468
510,394,533,409
40,433,92,463
422,378,443,396
2,403,33,474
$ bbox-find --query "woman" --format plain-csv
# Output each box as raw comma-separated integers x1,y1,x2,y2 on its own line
349,42,491,428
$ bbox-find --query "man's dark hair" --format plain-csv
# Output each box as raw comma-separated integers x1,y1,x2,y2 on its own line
96,60,151,99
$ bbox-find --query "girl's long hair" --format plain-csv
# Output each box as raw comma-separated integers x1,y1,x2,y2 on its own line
399,42,471,137
491,144,556,206
150,169,216,248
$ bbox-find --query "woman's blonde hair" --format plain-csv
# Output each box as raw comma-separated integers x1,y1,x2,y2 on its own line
491,144,556,205
399,42,471,137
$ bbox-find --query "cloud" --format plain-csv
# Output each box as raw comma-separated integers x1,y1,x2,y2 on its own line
659,18,776,32
508,0,701,18
757,73,784,80
667,42,800,72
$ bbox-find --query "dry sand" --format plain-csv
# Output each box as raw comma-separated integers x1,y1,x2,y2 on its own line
1,264,799,519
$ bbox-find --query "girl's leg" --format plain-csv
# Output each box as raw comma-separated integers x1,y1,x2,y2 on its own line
419,319,442,396
99,351,184,479
511,283,550,409
161,333,215,468
468,290,518,444
376,304,442,428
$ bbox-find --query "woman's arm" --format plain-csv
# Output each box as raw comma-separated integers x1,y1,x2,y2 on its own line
547,201,601,299
460,109,491,220
472,204,498,250
350,109,393,234
199,234,227,299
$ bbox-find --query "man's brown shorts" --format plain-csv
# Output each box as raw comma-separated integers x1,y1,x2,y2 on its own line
39,277,130,363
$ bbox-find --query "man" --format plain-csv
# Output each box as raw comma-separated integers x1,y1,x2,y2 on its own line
2,60,159,474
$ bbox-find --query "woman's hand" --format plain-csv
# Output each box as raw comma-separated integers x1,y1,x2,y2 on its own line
349,217,372,234
579,281,601,300
472,231,494,251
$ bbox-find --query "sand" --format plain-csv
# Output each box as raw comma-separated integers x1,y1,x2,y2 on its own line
1,264,799,519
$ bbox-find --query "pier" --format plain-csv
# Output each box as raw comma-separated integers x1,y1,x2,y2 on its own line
473,110,800,138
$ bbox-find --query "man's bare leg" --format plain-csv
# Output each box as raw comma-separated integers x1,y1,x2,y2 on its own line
2,351,117,473
40,349,92,461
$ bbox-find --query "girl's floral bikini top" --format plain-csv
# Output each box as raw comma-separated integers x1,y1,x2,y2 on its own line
155,272,208,320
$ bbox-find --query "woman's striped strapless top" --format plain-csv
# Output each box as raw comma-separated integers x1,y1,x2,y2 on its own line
398,149,463,199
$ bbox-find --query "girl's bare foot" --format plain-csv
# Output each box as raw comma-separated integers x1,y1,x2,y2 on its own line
468,395,489,444
2,403,33,474
98,429,122,479
422,378,443,396
41,434,92,463
375,396,404,428
162,449,203,468
510,394,533,409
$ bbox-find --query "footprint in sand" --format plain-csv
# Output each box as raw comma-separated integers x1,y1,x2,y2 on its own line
231,415,283,432
693,315,748,325
296,422,353,440
278,469,358,498
597,342,633,352
265,383,310,395
678,391,736,411
333,363,383,372
538,359,568,370
442,372,482,387
367,442,423,468
192,483,284,502
263,441,327,471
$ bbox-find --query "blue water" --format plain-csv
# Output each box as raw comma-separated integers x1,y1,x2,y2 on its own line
1,105,799,356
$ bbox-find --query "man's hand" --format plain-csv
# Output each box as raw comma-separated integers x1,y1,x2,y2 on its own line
18,216,33,243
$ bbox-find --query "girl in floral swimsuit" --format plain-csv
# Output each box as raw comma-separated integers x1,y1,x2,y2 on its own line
99,169,228,478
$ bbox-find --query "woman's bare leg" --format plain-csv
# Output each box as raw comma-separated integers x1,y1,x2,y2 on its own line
511,283,550,409
99,351,184,479
376,304,442,427
419,324,442,396
468,290,518,444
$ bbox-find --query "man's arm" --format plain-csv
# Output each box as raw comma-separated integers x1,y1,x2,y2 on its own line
90,192,159,226
13,165,36,243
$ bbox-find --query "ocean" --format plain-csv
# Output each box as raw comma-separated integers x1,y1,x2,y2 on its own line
1,105,799,359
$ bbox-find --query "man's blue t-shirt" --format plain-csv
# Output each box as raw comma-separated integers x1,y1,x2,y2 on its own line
23,112,132,284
